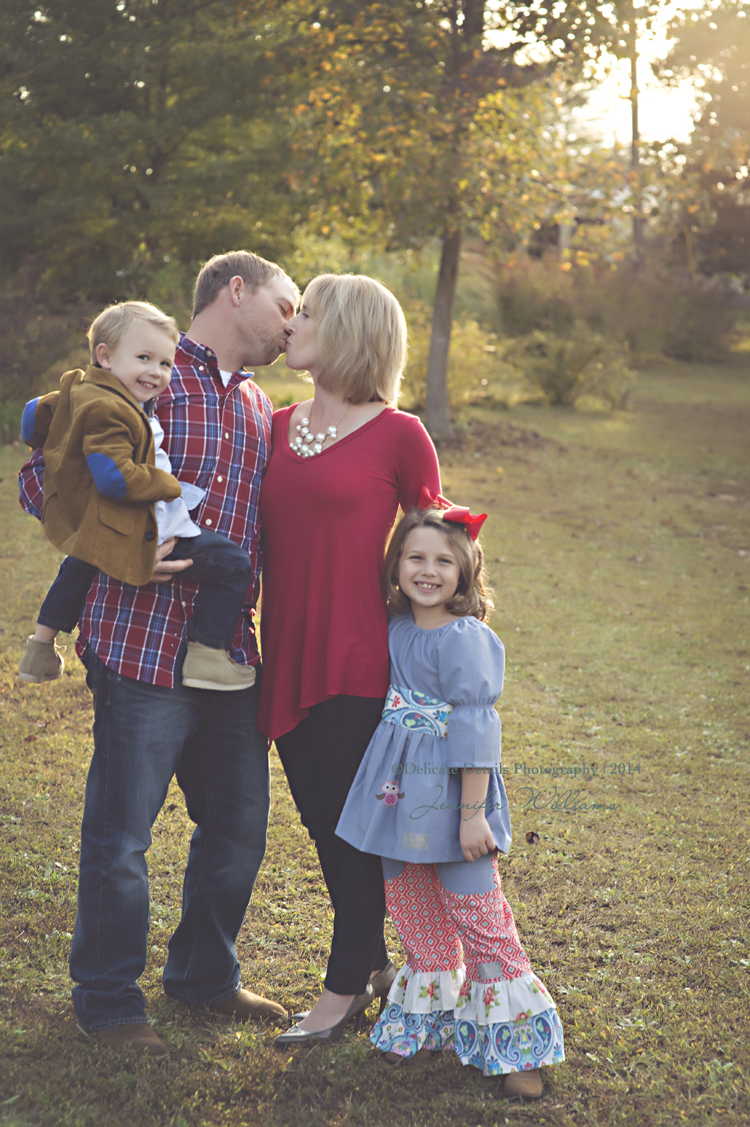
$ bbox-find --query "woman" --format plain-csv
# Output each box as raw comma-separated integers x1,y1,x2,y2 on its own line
258,274,441,1045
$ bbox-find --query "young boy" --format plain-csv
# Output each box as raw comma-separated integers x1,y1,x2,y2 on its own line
19,300,255,692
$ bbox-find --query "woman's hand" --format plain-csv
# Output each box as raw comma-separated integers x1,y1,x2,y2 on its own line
459,812,496,862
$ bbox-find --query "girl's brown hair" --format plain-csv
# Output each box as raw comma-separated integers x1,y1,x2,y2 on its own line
384,507,493,621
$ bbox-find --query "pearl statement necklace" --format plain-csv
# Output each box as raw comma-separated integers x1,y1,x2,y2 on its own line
290,405,349,458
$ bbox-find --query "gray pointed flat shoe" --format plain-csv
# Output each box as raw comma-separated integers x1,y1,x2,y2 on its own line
290,964,394,1023
274,988,372,1048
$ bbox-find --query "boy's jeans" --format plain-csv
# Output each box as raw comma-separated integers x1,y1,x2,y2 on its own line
38,529,252,649
70,646,270,1030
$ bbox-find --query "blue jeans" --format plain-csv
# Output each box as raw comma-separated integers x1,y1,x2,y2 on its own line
38,530,252,648
70,646,270,1030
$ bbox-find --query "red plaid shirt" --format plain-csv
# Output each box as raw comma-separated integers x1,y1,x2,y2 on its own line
18,334,272,686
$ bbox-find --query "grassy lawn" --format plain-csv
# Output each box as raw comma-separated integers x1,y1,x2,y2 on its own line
0,356,748,1126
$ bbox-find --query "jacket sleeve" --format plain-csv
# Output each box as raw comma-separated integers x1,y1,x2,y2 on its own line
21,391,59,450
81,403,183,504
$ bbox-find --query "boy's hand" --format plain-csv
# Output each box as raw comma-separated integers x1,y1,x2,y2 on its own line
150,538,193,583
459,813,496,862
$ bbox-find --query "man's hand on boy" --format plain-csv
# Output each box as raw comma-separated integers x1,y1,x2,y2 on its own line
150,538,193,583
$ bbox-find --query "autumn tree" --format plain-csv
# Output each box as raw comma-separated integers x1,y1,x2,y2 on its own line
285,0,634,435
657,0,750,280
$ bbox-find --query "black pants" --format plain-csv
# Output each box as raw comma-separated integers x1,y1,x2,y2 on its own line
276,695,388,995
37,529,252,649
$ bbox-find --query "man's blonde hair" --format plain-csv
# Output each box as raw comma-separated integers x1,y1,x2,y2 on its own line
87,301,179,361
302,274,407,405
192,250,298,317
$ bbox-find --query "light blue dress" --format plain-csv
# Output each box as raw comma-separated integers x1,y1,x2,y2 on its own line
336,613,512,863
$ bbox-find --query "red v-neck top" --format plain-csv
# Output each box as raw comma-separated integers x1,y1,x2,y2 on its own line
258,405,441,740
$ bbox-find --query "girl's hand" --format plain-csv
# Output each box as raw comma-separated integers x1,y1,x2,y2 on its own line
459,813,496,862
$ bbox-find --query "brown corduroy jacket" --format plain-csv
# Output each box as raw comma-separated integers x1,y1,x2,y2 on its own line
22,366,182,586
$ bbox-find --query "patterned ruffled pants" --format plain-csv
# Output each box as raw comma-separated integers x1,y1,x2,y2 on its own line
370,855,565,1076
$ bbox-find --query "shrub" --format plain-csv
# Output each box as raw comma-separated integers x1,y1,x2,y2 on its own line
492,255,736,362
402,304,525,410
507,322,635,408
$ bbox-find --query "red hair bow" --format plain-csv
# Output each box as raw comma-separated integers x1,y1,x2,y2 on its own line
418,486,488,541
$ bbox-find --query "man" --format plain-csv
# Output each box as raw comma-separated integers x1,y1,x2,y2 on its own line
19,251,299,1059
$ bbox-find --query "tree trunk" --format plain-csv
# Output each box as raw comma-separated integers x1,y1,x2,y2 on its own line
425,228,461,438
629,7,645,264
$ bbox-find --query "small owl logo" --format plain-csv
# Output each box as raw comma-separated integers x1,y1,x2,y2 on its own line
376,780,405,807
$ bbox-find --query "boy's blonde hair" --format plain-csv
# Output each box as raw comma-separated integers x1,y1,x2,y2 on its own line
302,274,407,406
87,301,179,361
384,506,493,621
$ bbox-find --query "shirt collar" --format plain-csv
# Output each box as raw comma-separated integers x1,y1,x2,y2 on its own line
178,332,251,383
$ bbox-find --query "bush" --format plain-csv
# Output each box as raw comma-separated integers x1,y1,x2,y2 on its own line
492,255,736,362
401,304,526,410
506,322,635,408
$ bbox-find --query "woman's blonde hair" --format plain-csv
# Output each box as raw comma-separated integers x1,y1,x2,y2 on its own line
384,507,493,621
87,300,179,360
302,274,407,405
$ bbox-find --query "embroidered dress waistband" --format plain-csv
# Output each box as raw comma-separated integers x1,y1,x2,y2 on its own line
382,685,452,739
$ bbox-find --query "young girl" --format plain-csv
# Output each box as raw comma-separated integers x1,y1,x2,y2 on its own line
336,493,564,1099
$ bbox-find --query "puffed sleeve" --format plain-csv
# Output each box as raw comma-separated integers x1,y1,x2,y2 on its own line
437,617,505,769
394,413,441,512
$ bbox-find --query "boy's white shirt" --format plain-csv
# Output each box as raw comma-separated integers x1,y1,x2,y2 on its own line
149,416,205,544
148,369,232,543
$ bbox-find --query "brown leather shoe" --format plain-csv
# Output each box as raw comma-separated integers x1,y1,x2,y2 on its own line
504,1067,543,1100
384,1046,434,1065
209,988,287,1023
77,1021,169,1060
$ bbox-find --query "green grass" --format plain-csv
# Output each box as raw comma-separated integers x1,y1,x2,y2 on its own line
1,356,749,1126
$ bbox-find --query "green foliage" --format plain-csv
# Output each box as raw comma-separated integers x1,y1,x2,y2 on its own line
657,0,750,281
493,254,736,362
401,306,524,410
0,0,301,306
286,1,628,255
0,403,23,445
507,322,635,407
0,285,91,406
